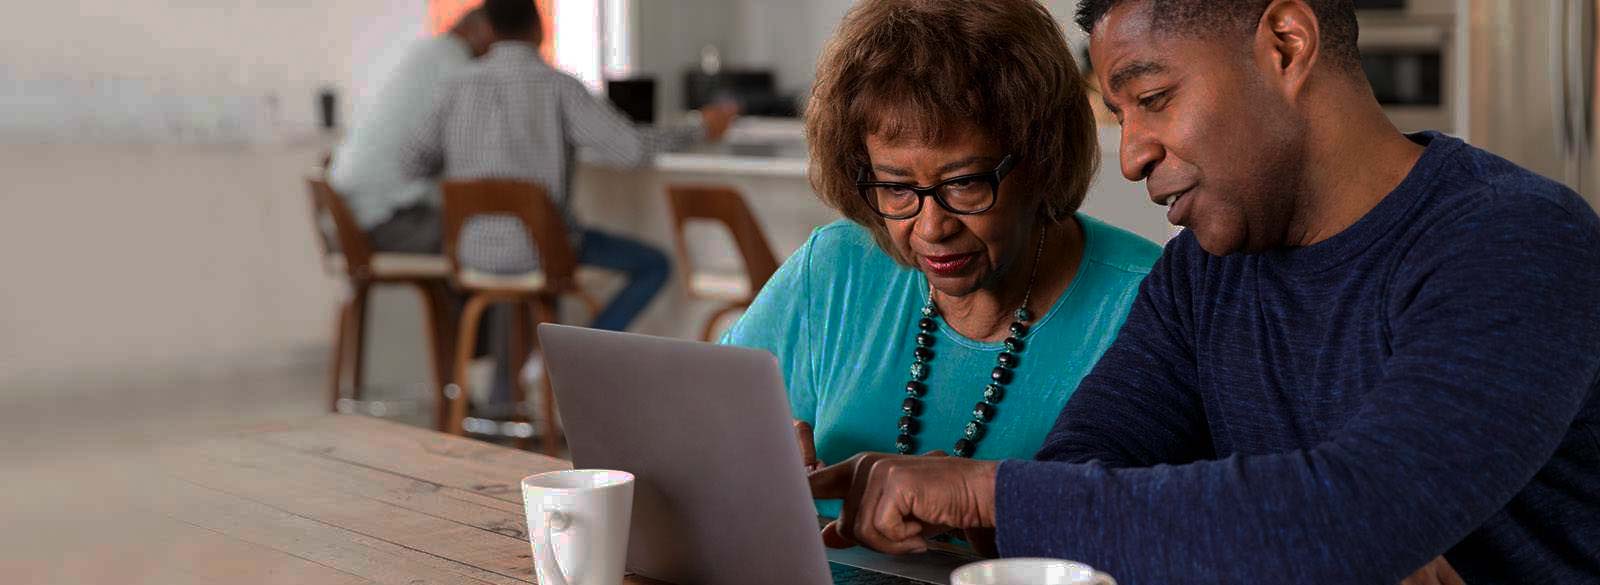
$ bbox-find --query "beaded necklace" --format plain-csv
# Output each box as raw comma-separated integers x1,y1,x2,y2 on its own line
896,231,1047,457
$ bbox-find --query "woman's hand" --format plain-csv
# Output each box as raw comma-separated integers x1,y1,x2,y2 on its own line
794,420,823,472
1400,557,1465,585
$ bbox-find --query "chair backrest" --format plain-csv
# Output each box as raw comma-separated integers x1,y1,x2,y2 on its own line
440,179,580,285
665,185,780,295
306,177,375,281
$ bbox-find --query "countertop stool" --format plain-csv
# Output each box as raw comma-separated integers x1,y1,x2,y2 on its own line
440,179,601,456
306,178,456,429
665,184,780,341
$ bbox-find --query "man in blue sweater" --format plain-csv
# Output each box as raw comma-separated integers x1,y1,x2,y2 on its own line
808,1,1600,583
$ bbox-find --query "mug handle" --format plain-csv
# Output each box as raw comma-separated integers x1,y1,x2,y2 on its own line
533,509,572,585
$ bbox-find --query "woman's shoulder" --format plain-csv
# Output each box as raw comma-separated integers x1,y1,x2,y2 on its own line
1077,213,1163,278
798,219,901,272
807,219,883,249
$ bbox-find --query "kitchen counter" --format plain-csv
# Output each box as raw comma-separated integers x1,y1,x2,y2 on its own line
654,140,809,177
580,116,810,178
570,118,824,339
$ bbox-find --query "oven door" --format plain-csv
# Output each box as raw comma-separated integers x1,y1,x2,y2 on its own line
1359,21,1453,132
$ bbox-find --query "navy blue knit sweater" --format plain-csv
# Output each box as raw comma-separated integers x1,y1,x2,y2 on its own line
996,133,1600,584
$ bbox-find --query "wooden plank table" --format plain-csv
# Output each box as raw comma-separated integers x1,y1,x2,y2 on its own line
75,415,665,585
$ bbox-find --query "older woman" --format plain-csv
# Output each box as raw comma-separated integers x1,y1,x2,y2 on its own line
723,0,1158,513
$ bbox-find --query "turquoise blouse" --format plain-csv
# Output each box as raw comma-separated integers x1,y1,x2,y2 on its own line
723,214,1160,515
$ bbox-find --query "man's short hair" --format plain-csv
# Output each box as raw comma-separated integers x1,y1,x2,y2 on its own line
1074,0,1361,70
452,7,486,30
484,0,541,40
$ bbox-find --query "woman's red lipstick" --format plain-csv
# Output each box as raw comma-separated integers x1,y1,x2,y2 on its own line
922,252,979,277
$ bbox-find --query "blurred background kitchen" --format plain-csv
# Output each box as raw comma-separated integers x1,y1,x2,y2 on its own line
2,0,1596,452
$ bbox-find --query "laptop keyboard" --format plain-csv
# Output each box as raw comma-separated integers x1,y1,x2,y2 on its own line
829,562,936,585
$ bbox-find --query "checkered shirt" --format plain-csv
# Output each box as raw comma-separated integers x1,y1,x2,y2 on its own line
401,41,697,273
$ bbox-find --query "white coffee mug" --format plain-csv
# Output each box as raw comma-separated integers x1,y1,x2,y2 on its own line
521,469,635,585
951,558,1117,585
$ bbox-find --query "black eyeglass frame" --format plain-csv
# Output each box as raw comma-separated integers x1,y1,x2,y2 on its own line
854,155,1018,220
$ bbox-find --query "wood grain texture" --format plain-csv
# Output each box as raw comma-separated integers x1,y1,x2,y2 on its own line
69,415,667,585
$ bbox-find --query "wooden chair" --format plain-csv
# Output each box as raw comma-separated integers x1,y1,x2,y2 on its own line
306,178,456,429
665,185,780,341
440,179,600,455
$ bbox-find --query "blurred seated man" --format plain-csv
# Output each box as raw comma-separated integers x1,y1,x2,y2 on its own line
328,9,493,253
401,0,738,333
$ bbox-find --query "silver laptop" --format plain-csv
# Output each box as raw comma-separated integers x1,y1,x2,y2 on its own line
539,324,978,585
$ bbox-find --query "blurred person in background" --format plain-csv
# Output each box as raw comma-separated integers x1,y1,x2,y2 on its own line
327,8,493,253
400,0,738,389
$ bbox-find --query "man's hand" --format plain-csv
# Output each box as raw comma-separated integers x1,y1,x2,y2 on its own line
1400,557,1465,585
794,420,823,472
699,102,740,142
807,452,999,555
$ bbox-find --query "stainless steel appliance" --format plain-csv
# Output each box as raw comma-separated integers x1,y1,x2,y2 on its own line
1460,0,1599,203
1357,0,1457,132
1357,1,1600,204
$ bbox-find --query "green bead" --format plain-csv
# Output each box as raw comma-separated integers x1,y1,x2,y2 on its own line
983,384,1004,403
922,304,937,317
954,438,974,458
964,420,985,440
898,415,918,434
973,401,995,422
1014,307,1033,322
910,362,929,381
896,434,916,454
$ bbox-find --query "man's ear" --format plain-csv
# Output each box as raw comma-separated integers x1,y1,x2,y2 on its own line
1254,0,1323,99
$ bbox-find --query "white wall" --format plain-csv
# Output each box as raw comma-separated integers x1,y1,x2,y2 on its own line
0,1,429,387
0,0,426,143
632,0,741,119
733,0,853,95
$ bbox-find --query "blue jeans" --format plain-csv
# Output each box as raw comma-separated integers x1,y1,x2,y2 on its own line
573,228,671,331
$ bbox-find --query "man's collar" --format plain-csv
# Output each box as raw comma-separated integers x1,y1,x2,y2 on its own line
487,41,541,58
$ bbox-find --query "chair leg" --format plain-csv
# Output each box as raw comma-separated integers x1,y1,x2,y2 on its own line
433,283,459,368
414,282,452,431
449,294,495,435
700,302,749,342
510,301,534,450
576,290,602,324
535,296,563,457
432,283,459,429
327,300,351,412
349,285,371,402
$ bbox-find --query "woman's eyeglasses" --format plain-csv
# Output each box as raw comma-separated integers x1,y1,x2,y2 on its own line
855,155,1017,220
